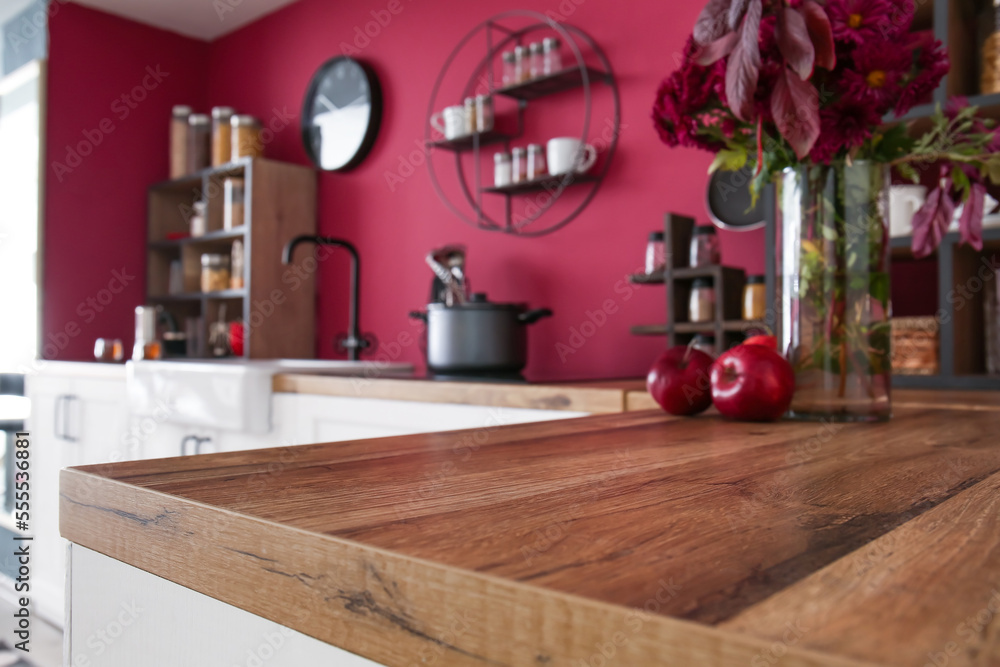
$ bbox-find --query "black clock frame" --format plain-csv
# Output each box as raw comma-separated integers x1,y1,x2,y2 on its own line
300,56,383,172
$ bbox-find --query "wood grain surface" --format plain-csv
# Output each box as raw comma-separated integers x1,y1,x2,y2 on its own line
61,405,1000,666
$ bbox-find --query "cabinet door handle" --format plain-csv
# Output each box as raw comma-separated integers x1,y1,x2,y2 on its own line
54,395,65,440
63,395,79,442
194,436,212,455
180,435,195,457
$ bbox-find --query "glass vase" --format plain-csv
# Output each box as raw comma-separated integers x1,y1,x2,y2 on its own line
776,161,892,422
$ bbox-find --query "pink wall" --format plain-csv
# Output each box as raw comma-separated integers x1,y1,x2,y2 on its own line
44,0,766,378
43,4,208,361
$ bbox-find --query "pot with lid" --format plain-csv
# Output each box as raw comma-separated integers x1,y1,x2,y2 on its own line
409,293,552,374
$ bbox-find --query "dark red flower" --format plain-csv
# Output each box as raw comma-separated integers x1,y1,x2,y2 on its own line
826,0,898,45
841,42,909,113
809,100,881,162
653,37,732,152
894,39,948,117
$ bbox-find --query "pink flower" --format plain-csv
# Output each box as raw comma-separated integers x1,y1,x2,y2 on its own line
841,42,909,113
826,0,898,45
653,38,732,152
894,38,948,117
809,101,881,163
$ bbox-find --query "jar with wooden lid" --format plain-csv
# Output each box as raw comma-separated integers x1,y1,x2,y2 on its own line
230,239,245,290
223,177,245,230
742,275,766,321
231,115,263,161
688,277,715,323
187,114,211,173
201,253,231,293
211,106,235,166
170,105,192,179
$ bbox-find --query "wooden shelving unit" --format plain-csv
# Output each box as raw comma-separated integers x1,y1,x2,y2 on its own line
147,157,316,359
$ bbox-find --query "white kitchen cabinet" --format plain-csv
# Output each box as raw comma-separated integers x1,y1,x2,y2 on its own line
68,545,383,667
25,367,129,627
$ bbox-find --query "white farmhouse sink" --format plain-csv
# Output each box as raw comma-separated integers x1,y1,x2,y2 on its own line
127,359,413,433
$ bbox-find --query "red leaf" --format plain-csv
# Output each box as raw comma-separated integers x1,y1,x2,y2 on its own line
694,31,739,65
770,67,820,159
694,0,734,45
911,182,955,258
776,7,815,80
800,1,836,71
726,0,762,122
729,0,750,30
959,183,986,251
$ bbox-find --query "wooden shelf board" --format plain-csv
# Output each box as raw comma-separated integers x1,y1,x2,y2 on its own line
149,158,252,191
629,271,665,285
481,173,598,195
149,289,246,301
494,66,612,101
149,227,247,249
629,324,668,336
426,130,517,153
721,320,769,332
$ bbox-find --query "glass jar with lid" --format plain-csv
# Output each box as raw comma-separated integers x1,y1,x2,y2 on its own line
223,177,245,230
231,115,262,161
526,144,546,181
201,253,231,293
511,147,527,183
688,277,716,323
513,45,528,83
211,106,235,166
528,42,544,79
542,37,563,74
170,105,192,179
494,152,512,187
187,114,211,173
743,275,766,321
645,231,665,275
501,51,517,86
689,225,720,268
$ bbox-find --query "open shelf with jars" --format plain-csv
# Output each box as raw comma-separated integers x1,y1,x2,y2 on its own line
424,11,620,237
146,157,316,359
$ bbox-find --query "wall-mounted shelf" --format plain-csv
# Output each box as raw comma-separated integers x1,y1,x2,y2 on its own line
481,173,598,195
494,65,612,100
425,130,519,153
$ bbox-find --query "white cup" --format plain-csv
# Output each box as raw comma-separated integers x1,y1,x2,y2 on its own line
889,185,927,237
430,105,468,140
547,137,597,176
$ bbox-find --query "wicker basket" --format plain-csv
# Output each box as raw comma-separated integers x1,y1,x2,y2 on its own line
984,32,1000,95
891,317,940,376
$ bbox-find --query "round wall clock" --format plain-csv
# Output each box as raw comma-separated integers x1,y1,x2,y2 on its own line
301,56,382,171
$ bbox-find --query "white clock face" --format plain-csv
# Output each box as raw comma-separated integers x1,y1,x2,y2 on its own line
303,58,380,171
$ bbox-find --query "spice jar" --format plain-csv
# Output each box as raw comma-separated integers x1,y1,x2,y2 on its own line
511,147,527,183
201,253,231,293
645,231,665,275
187,113,211,174
464,97,476,134
211,106,235,167
542,37,563,74
170,105,192,179
688,277,716,323
513,45,528,83
494,152,512,188
528,42,544,79
231,115,263,161
223,177,245,230
475,95,494,133
689,225,720,268
190,200,207,237
743,275,766,321
502,51,516,86
230,239,245,290
527,144,546,181
691,334,716,357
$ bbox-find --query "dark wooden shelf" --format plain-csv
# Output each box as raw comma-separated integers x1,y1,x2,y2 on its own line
481,173,598,195
149,158,252,191
494,66,612,101
629,271,665,285
149,227,247,249
722,320,770,332
148,289,247,301
630,324,668,336
426,130,517,153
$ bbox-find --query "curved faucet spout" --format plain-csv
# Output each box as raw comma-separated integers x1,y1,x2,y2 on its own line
281,235,369,360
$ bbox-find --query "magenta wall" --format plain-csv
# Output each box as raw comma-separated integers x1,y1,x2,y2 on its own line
44,4,208,361
44,0,766,378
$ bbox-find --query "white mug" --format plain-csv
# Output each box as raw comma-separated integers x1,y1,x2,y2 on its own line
889,185,927,237
430,105,468,140
547,137,597,176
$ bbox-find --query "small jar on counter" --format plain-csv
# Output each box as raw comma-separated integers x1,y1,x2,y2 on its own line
170,105,192,179
494,152,512,188
743,275,766,321
223,177,245,230
691,334,716,357
511,147,527,183
528,42,544,78
230,239,245,290
542,37,563,74
526,143,546,181
501,51,517,86
688,277,716,323
645,231,665,275
187,113,211,173
201,253,231,293
231,115,263,161
689,225,720,268
211,106,235,167
475,95,494,133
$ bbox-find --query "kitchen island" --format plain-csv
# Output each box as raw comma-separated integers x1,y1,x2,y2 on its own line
60,399,1000,666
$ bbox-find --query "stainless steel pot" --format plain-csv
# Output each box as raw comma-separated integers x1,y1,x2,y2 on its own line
409,293,552,374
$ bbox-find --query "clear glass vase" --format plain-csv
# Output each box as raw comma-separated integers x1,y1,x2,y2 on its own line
776,161,892,422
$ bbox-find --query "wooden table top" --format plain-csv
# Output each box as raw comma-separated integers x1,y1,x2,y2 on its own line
61,403,1000,667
